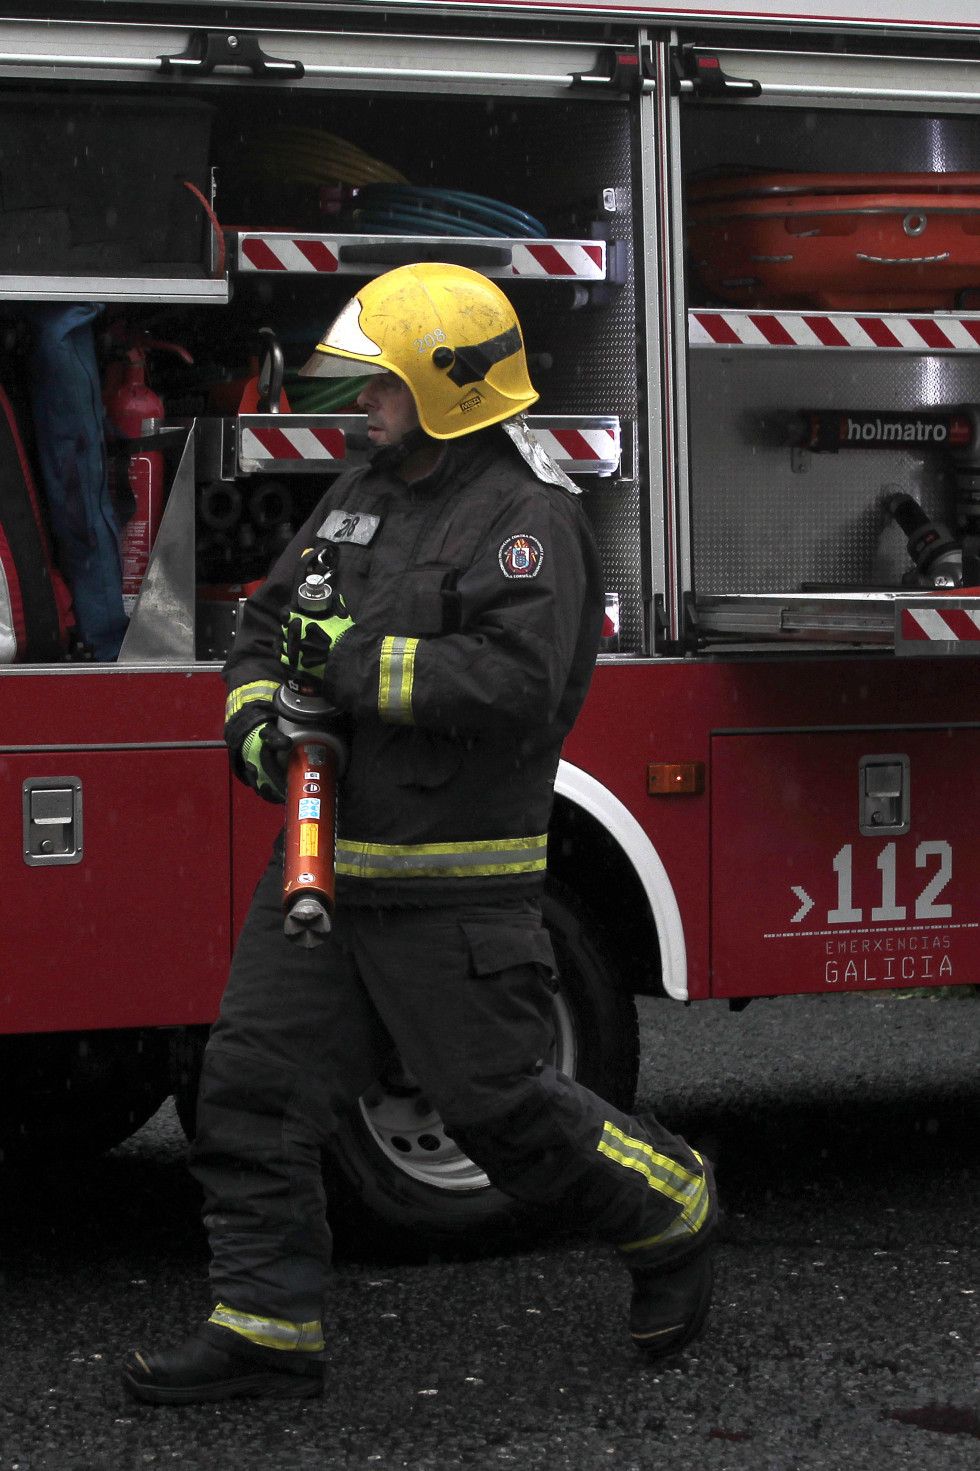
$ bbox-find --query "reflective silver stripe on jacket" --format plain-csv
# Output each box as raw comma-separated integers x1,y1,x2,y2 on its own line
336,833,548,880
209,1303,324,1352
225,680,281,723
378,635,418,724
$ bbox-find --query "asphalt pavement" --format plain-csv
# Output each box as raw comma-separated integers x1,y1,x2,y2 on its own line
2,989,979,1471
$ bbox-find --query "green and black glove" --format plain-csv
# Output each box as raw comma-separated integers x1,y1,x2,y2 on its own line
238,719,292,803
280,595,354,685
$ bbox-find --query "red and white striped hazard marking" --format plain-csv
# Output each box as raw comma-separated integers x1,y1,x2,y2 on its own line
690,309,980,350
237,235,605,281
237,420,618,472
900,606,980,641
531,426,619,468
239,237,340,273
241,425,346,462
510,242,605,279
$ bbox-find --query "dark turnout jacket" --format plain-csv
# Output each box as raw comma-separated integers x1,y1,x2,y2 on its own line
222,426,605,904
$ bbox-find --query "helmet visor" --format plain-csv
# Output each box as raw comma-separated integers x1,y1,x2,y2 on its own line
298,296,389,378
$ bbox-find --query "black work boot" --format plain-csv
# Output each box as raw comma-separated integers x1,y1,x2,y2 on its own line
621,1154,718,1361
120,1322,325,1405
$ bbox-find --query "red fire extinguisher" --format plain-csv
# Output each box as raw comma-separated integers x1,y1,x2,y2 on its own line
103,337,192,614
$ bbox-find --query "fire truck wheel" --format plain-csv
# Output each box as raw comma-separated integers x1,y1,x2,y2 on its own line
0,1028,171,1160
324,879,640,1260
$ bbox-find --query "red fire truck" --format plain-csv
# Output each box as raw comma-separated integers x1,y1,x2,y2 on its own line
3,0,980,1251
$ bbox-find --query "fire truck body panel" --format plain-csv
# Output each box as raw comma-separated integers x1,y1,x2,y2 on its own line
563,658,980,1005
1,3,979,1230
6,748,229,1035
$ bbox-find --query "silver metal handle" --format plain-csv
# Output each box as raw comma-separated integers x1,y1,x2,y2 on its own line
23,777,83,866
859,755,910,836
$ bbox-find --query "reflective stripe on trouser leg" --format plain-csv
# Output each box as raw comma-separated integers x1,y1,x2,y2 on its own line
192,1037,335,1323
610,1144,710,1252
189,854,390,1324
446,1079,692,1244
340,903,697,1246
209,1304,325,1352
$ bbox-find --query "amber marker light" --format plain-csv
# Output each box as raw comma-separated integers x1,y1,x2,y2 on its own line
647,762,705,795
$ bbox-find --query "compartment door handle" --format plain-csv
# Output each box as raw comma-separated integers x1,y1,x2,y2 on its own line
23,777,83,866
859,754,910,835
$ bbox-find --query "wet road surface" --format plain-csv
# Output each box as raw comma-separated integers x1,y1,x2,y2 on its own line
2,989,979,1470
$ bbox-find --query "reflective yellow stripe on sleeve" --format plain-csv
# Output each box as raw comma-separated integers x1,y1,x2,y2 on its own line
597,1125,706,1210
224,680,281,723
209,1304,324,1352
378,636,418,724
336,833,548,880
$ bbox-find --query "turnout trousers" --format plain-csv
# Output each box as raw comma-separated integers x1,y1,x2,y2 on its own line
190,853,707,1326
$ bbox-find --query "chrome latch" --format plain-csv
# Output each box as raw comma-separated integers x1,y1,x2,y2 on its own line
23,777,83,866
859,755,909,836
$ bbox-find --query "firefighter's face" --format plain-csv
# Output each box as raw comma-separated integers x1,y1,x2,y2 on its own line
358,372,421,446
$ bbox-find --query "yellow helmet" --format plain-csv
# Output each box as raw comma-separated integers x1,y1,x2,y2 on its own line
299,262,538,439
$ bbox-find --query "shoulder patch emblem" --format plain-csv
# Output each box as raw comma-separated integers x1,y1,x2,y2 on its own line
498,533,544,580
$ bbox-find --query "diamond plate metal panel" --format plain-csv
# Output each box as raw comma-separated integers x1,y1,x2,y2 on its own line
584,480,645,655
218,89,645,649
497,99,643,650
683,106,980,181
512,102,637,420
689,352,980,594
680,92,980,613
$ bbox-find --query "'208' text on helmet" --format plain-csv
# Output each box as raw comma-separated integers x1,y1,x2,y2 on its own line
299,262,539,439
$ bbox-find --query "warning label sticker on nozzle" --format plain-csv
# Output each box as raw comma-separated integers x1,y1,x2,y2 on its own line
299,823,319,858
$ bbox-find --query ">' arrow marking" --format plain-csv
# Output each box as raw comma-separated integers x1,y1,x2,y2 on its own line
790,886,815,924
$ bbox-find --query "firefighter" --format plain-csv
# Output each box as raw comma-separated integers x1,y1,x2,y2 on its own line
121,264,718,1405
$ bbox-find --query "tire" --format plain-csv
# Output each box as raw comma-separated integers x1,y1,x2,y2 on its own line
324,878,639,1260
0,1028,171,1161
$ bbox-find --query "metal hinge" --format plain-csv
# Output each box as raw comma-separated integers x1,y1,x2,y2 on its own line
572,43,655,97
671,46,761,100
159,30,304,81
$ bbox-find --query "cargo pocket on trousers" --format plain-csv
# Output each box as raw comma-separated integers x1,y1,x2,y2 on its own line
461,916,558,987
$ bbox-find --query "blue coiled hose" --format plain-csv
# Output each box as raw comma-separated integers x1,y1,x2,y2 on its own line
344,184,547,239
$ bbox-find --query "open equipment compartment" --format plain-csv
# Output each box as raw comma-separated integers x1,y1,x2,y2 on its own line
0,35,643,666
188,80,643,657
678,64,980,654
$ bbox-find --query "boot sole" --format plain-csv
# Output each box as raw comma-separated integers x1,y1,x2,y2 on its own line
121,1369,323,1405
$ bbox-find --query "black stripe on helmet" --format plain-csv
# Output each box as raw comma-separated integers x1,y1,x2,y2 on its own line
445,325,523,387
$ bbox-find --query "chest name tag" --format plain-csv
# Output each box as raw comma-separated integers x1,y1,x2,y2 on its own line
317,509,381,546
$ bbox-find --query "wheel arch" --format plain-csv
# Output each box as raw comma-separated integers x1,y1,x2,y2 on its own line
550,760,687,1001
